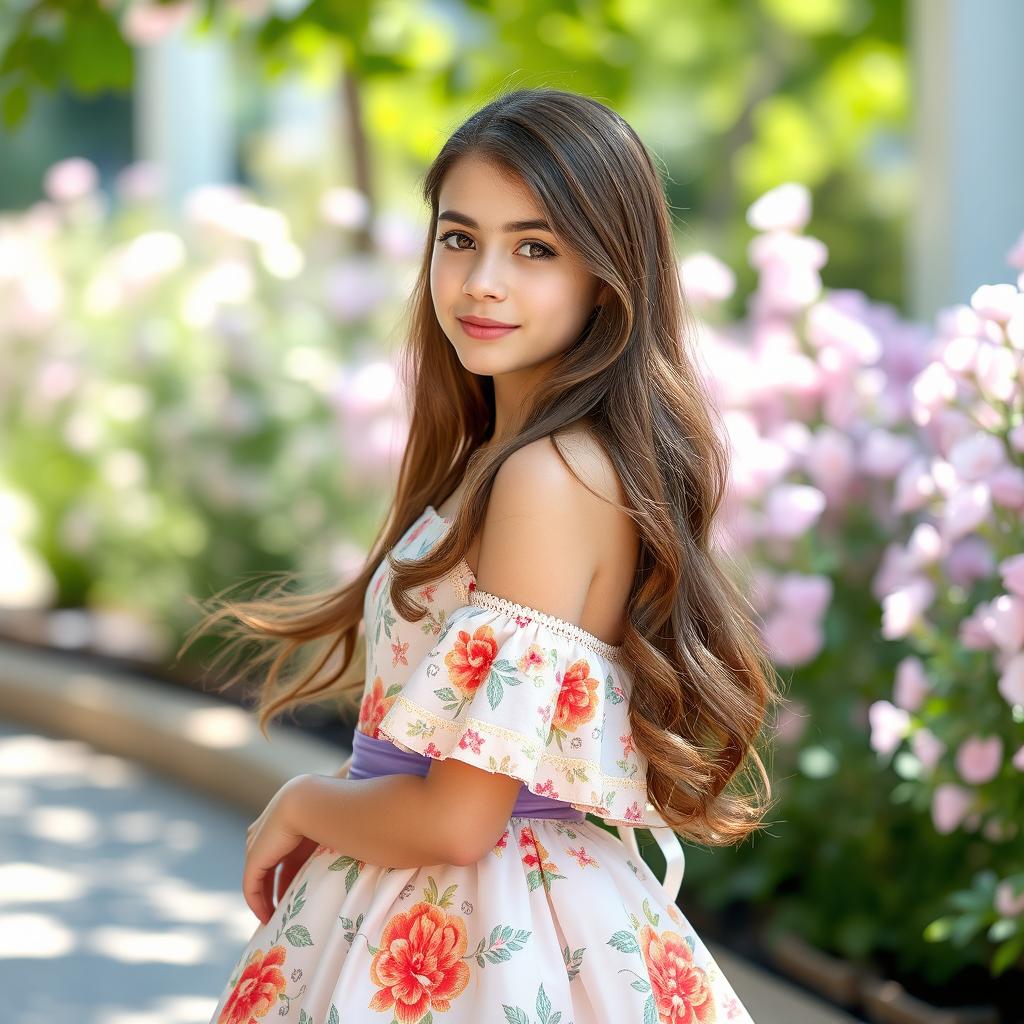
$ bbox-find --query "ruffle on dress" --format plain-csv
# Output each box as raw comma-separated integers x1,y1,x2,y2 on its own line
376,585,668,829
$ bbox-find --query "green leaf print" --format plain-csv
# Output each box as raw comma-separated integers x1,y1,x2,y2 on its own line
422,875,458,909
433,686,458,704
298,1011,312,1024
644,992,657,1024
642,898,660,927
471,924,532,968
328,1006,339,1024
562,943,585,982
328,853,363,893
284,924,314,947
608,929,640,954
501,982,567,1024
485,658,524,710
631,978,652,992
525,866,567,893
384,683,403,698
604,673,623,705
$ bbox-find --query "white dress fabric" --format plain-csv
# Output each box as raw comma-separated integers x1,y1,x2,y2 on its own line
209,504,755,1024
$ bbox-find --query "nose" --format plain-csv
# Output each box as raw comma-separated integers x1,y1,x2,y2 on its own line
461,251,508,302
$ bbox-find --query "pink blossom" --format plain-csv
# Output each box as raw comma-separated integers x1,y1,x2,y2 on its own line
1013,745,1024,771
948,432,1005,482
746,182,812,233
893,656,930,712
989,466,1024,509
893,456,936,514
931,783,974,834
861,429,915,478
911,362,957,424
959,605,995,650
995,880,1024,918
1011,423,1024,453
997,653,1024,706
805,427,856,498
911,728,946,771
999,554,1024,597
982,595,1024,653
881,578,936,639
945,536,996,588
868,700,910,757
763,611,824,667
678,251,736,306
970,283,1019,324
43,157,98,203
974,344,1018,401
905,523,944,569
941,482,992,542
763,484,826,538
774,573,833,618
122,1,195,45
955,735,1003,784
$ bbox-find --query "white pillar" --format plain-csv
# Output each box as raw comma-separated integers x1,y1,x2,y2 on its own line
133,23,234,211
909,0,1024,320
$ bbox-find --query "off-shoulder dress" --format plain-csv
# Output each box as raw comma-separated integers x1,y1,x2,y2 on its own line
210,503,755,1024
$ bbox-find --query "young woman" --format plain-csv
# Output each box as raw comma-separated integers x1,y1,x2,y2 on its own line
196,86,781,1024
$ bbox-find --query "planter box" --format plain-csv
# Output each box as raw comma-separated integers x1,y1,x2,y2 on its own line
762,928,1003,1024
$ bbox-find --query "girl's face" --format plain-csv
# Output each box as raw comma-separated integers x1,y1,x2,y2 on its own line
430,154,605,376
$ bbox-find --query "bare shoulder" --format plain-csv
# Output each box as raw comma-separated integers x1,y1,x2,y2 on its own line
479,422,636,633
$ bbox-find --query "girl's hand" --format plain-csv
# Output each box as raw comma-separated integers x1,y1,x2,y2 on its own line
244,774,309,926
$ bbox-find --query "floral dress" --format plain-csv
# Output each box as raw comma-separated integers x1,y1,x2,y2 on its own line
210,504,755,1024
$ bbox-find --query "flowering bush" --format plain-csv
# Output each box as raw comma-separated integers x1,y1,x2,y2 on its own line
0,156,420,657
676,182,1024,986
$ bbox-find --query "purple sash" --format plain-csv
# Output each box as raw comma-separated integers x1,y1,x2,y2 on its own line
349,728,587,822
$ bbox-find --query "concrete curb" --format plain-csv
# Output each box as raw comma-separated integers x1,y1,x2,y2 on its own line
0,638,346,816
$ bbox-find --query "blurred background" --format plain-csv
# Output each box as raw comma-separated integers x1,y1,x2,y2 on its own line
1,1,1023,1021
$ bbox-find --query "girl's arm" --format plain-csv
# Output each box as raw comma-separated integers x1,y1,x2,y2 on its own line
286,768,520,868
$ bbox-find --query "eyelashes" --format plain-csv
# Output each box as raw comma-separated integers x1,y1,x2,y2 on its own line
435,229,557,261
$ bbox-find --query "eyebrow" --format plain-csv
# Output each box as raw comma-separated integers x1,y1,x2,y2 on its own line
437,209,554,233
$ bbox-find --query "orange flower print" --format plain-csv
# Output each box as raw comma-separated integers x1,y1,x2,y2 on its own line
566,845,599,869
621,731,635,758
552,659,599,733
624,800,644,823
419,583,438,603
639,924,717,1023
357,676,395,739
368,901,470,1023
444,624,499,698
218,945,288,1024
517,643,546,673
493,828,510,855
391,636,410,667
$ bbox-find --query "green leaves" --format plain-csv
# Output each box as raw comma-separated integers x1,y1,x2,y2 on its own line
0,1,133,129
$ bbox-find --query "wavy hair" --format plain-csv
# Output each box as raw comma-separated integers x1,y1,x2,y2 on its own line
178,87,784,846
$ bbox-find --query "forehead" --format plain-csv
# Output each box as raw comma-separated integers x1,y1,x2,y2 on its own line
437,155,545,226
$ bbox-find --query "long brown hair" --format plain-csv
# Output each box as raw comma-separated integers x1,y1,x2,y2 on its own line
178,87,783,846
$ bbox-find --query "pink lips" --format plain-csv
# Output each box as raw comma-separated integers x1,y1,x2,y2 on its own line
457,317,520,340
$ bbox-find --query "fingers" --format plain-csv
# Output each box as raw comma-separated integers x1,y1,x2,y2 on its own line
262,864,277,923
244,865,267,925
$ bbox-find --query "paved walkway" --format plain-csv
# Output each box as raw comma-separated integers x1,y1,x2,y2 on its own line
0,718,252,1022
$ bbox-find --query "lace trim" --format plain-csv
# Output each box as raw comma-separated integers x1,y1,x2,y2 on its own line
468,589,624,661
428,503,624,661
